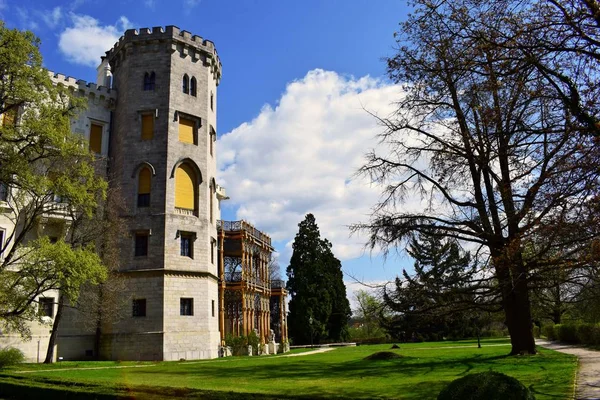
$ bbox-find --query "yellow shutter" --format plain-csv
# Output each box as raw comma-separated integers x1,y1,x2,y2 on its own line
138,168,151,194
141,114,154,140
89,124,103,154
175,164,195,210
179,118,195,144
2,109,16,127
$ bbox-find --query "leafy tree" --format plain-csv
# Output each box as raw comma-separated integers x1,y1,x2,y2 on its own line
286,214,351,344
0,23,108,338
355,0,600,354
350,289,388,340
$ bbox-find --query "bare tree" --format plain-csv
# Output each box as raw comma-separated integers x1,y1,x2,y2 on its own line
355,0,600,354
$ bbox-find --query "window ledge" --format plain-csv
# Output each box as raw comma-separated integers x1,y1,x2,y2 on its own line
175,207,197,216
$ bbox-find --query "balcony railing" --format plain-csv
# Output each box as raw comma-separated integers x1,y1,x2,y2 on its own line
271,279,286,289
217,220,272,246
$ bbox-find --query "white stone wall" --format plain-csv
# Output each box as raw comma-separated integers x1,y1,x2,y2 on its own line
162,274,219,360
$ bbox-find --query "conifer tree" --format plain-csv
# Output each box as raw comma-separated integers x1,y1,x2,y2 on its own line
286,214,351,344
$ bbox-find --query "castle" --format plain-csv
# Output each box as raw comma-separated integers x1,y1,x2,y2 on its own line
0,26,287,362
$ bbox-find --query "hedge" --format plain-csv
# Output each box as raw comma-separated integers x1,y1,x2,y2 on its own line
543,322,600,345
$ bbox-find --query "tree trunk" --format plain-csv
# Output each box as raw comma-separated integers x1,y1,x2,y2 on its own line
496,255,536,355
94,284,104,360
44,295,65,363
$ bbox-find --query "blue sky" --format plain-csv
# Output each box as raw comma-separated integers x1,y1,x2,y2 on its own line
1,0,417,301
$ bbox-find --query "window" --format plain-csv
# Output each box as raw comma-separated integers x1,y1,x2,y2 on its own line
1,107,17,127
138,167,151,207
182,74,189,94
190,77,197,97
132,299,147,317
210,92,214,111
0,230,4,258
143,72,155,91
210,181,215,224
89,123,103,154
134,233,148,257
0,182,8,202
180,298,193,316
210,126,216,156
141,114,154,140
211,300,215,317
178,117,196,144
211,238,216,264
175,164,196,210
180,232,193,258
39,298,54,318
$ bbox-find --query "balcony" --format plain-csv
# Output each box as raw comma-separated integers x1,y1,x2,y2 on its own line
217,220,272,247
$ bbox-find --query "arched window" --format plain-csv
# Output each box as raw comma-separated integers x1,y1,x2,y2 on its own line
182,74,189,94
175,163,196,211
138,167,151,207
190,77,197,97
143,72,155,91
210,179,215,224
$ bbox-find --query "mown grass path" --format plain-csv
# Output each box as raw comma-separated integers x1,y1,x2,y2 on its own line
0,339,577,399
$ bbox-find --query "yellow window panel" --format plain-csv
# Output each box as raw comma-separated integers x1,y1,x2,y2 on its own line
141,114,154,140
138,168,151,194
2,108,16,127
89,123,103,154
179,118,195,144
175,164,195,210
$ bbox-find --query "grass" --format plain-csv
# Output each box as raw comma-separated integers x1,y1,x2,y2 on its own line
0,339,577,399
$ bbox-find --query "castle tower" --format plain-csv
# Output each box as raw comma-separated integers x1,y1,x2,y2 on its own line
105,26,222,361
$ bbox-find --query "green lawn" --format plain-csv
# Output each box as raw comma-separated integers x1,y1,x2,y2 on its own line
0,339,577,399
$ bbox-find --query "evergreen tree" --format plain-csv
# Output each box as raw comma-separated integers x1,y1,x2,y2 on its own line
383,232,489,341
286,214,351,344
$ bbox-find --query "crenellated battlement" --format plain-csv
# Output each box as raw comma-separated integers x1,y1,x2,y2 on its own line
49,71,117,100
105,25,222,82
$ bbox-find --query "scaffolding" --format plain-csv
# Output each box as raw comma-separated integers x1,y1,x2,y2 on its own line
217,220,288,345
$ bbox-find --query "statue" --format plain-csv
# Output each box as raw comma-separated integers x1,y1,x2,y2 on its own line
270,329,276,343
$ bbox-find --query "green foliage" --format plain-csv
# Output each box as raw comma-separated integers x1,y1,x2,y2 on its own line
0,347,24,368
0,23,108,336
545,322,600,345
286,214,351,344
382,231,488,342
437,371,535,400
224,332,261,356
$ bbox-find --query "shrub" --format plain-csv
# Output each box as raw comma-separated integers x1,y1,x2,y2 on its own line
542,324,556,340
576,324,600,346
555,324,579,343
225,334,248,356
437,371,535,400
0,347,25,368
532,326,540,338
247,331,260,355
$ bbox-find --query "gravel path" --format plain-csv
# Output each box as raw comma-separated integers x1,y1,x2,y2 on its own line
537,340,600,400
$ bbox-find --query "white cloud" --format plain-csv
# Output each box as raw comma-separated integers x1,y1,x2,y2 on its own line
16,8,39,31
41,7,63,29
144,0,157,9
218,69,405,264
184,0,201,8
58,14,133,67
